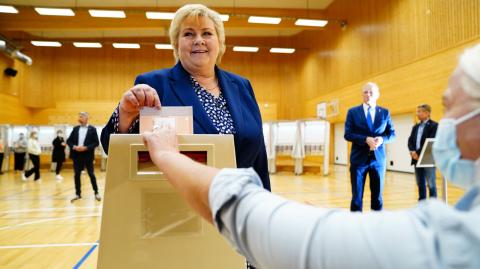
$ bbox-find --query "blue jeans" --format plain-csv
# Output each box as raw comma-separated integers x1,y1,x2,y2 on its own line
415,167,437,200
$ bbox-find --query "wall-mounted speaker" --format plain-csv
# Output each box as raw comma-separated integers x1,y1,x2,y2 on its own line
4,67,18,77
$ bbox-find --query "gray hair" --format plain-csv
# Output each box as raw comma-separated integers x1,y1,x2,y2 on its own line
362,82,380,94
459,44,480,99
417,104,431,113
79,112,89,117
169,4,226,64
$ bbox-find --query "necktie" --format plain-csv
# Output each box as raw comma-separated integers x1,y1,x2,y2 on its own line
366,106,374,131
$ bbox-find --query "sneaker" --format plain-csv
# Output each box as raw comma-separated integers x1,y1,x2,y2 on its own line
34,178,42,182
56,174,64,180
71,195,82,203
95,193,102,202
22,174,28,181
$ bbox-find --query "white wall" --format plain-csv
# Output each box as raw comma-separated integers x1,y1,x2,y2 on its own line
334,122,348,165
386,114,415,173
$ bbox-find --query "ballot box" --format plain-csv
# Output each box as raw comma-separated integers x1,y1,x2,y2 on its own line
97,134,244,269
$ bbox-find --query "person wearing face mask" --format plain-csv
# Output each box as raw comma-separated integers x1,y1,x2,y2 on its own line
140,43,480,269
23,130,42,181
13,133,28,173
100,4,270,195
52,130,66,181
408,104,438,200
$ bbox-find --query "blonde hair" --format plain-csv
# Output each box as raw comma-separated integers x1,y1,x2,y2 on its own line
169,4,226,64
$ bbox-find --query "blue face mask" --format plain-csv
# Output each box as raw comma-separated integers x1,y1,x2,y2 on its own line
433,108,480,189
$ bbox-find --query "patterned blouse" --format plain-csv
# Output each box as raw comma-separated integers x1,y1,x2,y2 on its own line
190,76,236,134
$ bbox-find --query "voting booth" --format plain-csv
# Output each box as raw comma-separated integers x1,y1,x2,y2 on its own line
264,120,330,175
97,134,244,269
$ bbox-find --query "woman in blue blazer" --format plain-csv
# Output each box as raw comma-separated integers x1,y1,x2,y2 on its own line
100,4,270,191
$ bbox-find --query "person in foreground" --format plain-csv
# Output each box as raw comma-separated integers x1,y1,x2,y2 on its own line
143,45,480,268
100,4,270,192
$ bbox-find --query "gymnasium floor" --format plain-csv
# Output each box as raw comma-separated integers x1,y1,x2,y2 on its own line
0,165,464,268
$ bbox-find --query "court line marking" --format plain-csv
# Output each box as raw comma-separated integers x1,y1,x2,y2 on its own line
0,206,101,214
0,242,98,249
73,240,99,269
0,214,100,231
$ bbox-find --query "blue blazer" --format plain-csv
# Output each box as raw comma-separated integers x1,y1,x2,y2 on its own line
344,104,395,166
101,62,270,190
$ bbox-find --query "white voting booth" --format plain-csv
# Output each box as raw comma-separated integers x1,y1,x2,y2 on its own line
264,120,330,175
97,134,243,269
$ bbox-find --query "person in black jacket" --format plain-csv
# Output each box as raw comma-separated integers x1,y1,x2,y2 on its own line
67,112,101,202
408,104,438,200
52,130,66,181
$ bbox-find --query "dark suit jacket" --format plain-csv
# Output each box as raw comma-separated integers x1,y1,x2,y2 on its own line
67,125,99,160
407,119,438,165
344,104,396,166
52,136,66,162
101,62,270,190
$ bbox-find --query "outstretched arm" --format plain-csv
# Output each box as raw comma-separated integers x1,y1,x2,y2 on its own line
143,126,218,224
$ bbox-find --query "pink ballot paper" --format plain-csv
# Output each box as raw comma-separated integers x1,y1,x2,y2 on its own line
139,107,193,134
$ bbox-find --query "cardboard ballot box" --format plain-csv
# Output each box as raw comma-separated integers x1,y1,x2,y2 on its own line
97,134,243,269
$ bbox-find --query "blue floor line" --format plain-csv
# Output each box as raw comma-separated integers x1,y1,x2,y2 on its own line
73,241,99,269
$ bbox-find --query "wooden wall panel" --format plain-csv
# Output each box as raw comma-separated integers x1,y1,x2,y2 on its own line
15,39,299,124
293,0,480,120
0,93,31,124
0,57,31,123
303,39,480,124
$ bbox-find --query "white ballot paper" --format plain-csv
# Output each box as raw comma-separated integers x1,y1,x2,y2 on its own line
140,106,193,134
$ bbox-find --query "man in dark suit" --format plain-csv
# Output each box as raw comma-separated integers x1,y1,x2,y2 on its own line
344,82,396,212
408,104,438,200
67,112,101,202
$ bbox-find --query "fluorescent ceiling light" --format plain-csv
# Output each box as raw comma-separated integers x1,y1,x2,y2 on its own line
248,16,281,24
145,11,175,20
0,5,18,13
31,41,62,47
34,7,75,16
89,9,126,18
295,19,328,27
270,48,295,54
233,46,259,52
219,14,229,21
113,43,140,49
73,42,102,48
155,44,173,50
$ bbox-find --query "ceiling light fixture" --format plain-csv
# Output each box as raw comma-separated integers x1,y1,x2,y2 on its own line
113,43,140,49
31,41,62,47
89,9,126,18
248,16,281,24
155,44,173,49
270,48,295,54
34,7,75,16
219,14,230,21
145,12,175,20
73,42,102,48
295,19,328,27
233,46,259,52
0,5,18,14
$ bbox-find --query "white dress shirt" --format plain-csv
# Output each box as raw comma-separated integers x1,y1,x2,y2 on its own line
363,103,376,123
78,125,88,146
210,168,480,269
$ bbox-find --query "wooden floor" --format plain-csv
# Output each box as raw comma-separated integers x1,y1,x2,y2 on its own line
0,165,465,268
